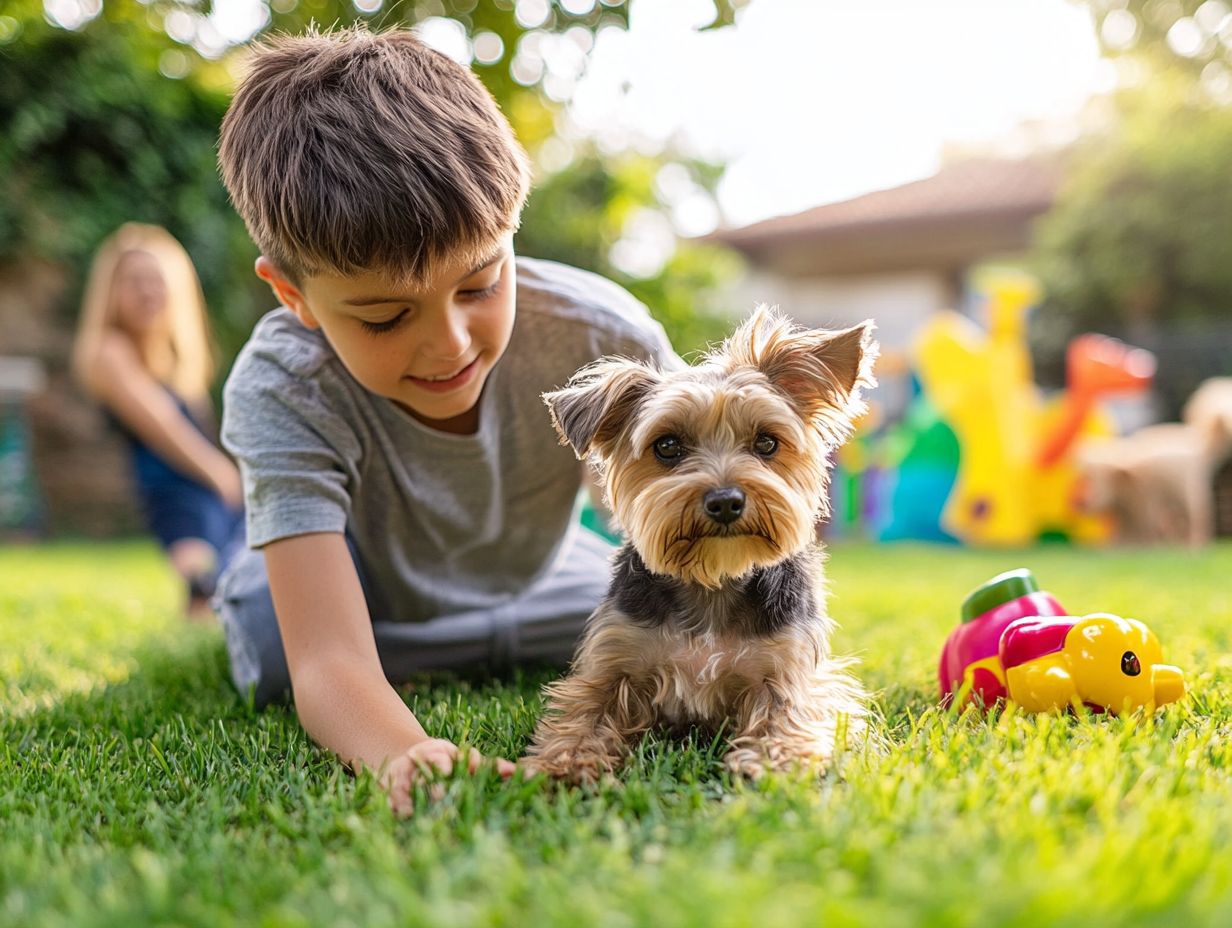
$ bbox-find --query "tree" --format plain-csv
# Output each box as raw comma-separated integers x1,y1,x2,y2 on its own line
517,147,740,355
1033,85,1232,335
1032,4,1232,334
0,16,260,351
1081,0,1232,94
0,0,743,361
1029,6,1232,410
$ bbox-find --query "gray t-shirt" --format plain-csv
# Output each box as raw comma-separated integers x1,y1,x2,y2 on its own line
221,257,676,623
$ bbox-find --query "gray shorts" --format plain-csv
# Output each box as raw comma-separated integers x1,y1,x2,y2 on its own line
213,528,615,708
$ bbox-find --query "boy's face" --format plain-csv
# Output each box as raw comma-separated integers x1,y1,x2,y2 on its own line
257,237,516,433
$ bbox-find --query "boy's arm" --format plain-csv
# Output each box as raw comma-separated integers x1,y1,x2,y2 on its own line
263,532,514,813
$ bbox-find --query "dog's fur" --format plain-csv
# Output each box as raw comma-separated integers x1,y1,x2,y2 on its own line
1077,423,1214,546
523,307,878,783
1075,377,1232,547
1184,377,1232,465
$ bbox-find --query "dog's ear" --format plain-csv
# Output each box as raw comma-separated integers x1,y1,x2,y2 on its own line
727,306,878,437
543,357,659,460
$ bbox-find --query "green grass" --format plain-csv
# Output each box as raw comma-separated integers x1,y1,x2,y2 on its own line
4,540,1232,927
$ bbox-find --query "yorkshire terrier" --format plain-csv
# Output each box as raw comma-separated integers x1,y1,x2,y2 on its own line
524,306,878,784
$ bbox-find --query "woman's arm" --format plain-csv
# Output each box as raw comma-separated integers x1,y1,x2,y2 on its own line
87,333,242,507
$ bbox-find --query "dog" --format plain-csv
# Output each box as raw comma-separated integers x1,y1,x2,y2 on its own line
1074,375,1232,547
1183,377,1232,465
524,307,878,784
1076,423,1214,546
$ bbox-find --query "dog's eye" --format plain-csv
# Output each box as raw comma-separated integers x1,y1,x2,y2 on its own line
653,435,684,463
753,433,779,457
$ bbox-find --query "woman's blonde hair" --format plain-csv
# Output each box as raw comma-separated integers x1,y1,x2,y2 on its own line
73,223,215,402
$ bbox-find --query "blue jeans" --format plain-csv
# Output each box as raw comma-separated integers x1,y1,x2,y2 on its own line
213,528,614,708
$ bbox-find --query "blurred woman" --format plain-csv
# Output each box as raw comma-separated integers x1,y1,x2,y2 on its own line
73,223,244,619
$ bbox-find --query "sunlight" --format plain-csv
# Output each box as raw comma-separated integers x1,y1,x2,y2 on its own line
569,0,1109,226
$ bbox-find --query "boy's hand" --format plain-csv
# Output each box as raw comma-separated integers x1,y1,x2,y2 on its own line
379,738,516,817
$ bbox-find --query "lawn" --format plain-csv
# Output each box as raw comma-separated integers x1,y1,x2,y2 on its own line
3,540,1232,928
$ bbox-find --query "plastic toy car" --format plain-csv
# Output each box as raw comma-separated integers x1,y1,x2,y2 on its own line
939,569,1185,714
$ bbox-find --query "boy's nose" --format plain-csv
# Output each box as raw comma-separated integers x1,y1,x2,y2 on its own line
427,306,471,359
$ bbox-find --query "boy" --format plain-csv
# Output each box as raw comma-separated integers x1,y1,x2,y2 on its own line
213,26,678,814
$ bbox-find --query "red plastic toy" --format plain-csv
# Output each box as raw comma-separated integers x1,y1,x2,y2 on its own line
939,569,1186,714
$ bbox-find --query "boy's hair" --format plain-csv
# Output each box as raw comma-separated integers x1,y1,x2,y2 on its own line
218,25,530,286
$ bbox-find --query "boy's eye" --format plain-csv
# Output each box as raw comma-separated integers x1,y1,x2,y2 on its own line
458,281,500,301
360,310,409,335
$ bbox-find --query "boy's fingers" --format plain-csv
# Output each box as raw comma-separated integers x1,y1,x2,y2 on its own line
401,742,518,793
466,748,484,774
381,764,415,818
389,789,414,818
381,760,410,793
413,740,458,778
463,749,516,779
425,738,460,761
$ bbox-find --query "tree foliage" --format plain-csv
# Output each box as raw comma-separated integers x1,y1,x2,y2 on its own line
0,0,741,362
518,148,738,354
0,14,262,348
1082,0,1232,90
1032,3,1232,343
1033,87,1232,332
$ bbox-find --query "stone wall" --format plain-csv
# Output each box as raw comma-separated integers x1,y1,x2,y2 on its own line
0,258,142,538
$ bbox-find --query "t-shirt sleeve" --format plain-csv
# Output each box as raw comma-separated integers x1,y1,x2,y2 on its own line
221,350,359,548
617,307,686,373
581,274,687,372
514,258,689,374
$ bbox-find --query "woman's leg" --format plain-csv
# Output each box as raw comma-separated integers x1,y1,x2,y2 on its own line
166,536,220,621
155,483,244,621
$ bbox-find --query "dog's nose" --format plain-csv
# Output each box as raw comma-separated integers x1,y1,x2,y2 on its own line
703,487,746,525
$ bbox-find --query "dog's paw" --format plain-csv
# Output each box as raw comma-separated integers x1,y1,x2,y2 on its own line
723,743,833,780
723,746,771,780
523,740,622,786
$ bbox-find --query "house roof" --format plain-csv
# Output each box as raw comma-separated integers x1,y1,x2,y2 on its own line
712,157,1064,275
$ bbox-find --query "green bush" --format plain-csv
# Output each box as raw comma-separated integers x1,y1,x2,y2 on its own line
0,19,260,355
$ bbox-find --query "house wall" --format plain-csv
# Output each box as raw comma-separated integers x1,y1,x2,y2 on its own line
731,269,957,355
0,259,142,538
722,268,960,420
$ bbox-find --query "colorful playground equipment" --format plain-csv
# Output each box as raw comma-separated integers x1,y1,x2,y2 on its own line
831,269,1155,546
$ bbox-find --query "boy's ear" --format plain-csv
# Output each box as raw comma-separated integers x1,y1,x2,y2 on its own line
543,358,659,460
255,256,319,330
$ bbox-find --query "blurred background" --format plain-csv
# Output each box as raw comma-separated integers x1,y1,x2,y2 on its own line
1,0,1230,547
